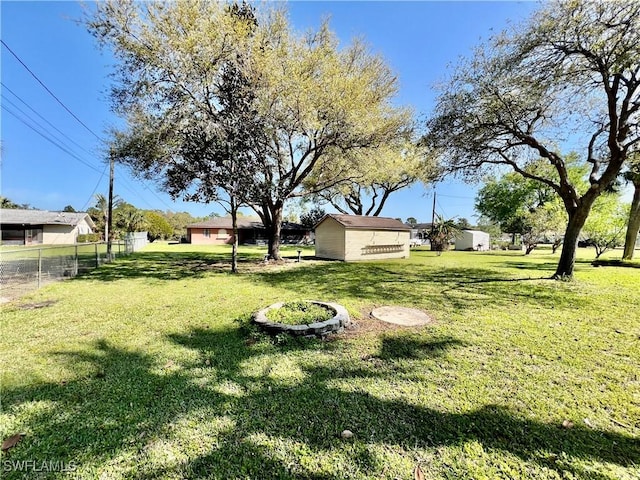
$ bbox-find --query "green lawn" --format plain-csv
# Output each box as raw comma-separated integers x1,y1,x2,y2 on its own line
1,245,638,479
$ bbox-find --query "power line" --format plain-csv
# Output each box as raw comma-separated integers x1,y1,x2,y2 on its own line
2,104,104,175
2,88,121,212
2,82,97,158
1,94,99,170
1,39,102,141
81,165,109,211
2,40,176,212
437,193,476,200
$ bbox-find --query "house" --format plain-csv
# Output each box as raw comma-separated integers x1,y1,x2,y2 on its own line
406,222,432,246
0,209,95,246
314,214,411,261
455,230,491,251
186,217,311,245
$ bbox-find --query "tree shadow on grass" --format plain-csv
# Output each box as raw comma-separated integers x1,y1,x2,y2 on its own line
497,260,559,272
2,327,638,479
376,334,466,361
78,251,263,282
252,262,581,314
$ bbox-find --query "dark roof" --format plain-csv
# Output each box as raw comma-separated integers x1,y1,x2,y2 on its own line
0,209,95,228
187,217,307,230
187,217,263,229
406,222,433,230
317,214,411,231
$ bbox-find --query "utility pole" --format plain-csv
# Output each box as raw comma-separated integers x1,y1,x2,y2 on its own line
431,189,437,226
106,151,115,259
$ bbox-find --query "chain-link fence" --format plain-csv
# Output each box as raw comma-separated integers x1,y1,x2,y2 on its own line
0,242,132,300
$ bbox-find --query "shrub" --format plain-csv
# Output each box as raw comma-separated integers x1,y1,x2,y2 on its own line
77,233,101,243
265,301,333,325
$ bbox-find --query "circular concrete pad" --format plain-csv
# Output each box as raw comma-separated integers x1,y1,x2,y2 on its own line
371,306,434,326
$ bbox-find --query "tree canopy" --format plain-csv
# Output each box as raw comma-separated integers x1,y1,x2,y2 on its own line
582,193,629,258
308,137,437,217
88,0,411,260
425,0,640,277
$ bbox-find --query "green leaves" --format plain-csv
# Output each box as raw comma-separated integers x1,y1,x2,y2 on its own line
88,1,411,259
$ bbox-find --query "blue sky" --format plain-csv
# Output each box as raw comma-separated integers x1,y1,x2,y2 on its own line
1,1,538,223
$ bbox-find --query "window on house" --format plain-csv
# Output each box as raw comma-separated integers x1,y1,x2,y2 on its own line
217,228,228,239
203,229,210,238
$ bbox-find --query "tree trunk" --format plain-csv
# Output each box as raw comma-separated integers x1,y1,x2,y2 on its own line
260,202,284,260
269,204,284,260
231,200,239,273
554,206,590,278
622,181,640,260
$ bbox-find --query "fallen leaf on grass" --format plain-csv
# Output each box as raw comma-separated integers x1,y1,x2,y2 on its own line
561,419,574,429
414,465,425,480
2,433,25,451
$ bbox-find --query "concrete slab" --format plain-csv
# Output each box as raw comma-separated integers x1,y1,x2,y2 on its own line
371,306,434,326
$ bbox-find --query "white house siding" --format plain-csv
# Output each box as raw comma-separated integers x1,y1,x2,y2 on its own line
344,229,410,261
314,218,345,260
76,218,93,235
42,224,79,244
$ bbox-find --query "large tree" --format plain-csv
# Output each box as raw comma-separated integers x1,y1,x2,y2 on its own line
425,0,640,278
475,171,555,244
475,159,580,253
582,193,629,259
88,1,409,261
308,138,436,217
622,160,640,260
242,14,410,258
143,211,173,242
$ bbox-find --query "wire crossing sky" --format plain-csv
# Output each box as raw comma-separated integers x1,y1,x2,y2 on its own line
1,1,537,221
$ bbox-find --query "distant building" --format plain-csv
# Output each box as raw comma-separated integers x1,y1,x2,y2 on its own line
186,217,310,245
455,230,491,251
315,214,411,261
406,222,433,246
0,209,95,246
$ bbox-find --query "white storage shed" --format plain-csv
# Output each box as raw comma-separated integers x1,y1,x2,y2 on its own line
455,230,490,251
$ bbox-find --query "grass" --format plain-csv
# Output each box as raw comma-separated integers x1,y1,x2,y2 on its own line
265,301,334,325
0,244,638,479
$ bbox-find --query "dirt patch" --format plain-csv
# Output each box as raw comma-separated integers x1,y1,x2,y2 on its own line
240,258,326,274
17,300,58,310
334,307,400,340
333,305,435,341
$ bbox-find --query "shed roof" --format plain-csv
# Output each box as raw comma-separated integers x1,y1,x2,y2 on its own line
317,214,411,231
0,209,95,228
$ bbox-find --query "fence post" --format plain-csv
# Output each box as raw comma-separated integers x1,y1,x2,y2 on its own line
37,248,42,289
74,245,79,276
95,243,99,268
